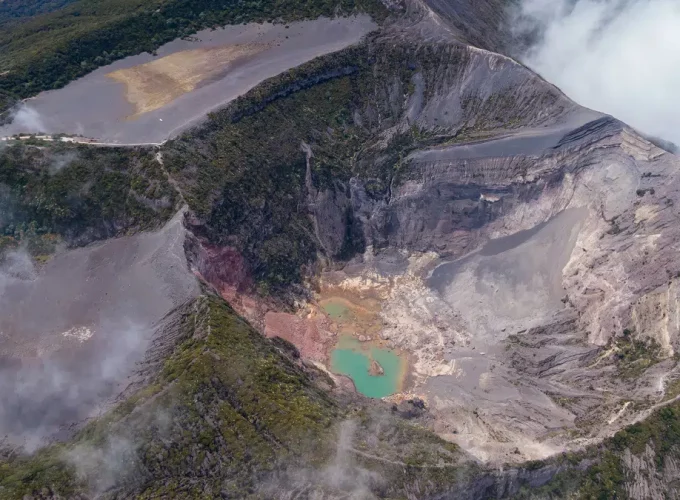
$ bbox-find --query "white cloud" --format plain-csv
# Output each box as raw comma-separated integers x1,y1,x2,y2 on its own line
11,105,46,133
513,0,680,147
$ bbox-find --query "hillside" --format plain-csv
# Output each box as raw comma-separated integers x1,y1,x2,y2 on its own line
0,295,482,499
1,0,680,499
0,142,178,249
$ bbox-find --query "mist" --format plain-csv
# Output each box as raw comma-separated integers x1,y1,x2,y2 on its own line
0,251,144,453
9,105,46,134
66,437,139,493
48,151,79,174
511,0,680,148
0,250,36,297
258,419,383,499
0,318,150,453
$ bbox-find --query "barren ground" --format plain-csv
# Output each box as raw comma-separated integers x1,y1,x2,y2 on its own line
0,210,199,449
107,44,269,118
0,16,376,143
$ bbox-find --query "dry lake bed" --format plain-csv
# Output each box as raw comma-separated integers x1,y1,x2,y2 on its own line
0,16,375,144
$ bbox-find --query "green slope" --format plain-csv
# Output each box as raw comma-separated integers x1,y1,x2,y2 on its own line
0,0,77,27
0,142,178,256
0,295,474,499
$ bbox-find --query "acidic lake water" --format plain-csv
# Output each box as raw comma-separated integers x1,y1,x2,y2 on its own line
330,336,403,398
322,300,350,320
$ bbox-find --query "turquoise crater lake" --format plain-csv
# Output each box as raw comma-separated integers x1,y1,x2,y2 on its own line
330,336,405,398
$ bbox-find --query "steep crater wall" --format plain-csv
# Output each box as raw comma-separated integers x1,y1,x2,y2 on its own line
165,29,680,467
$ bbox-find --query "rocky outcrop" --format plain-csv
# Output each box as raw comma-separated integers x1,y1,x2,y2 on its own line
332,115,680,463
621,444,680,500
369,358,385,375
264,310,333,363
183,231,252,293
631,280,680,358
418,0,512,53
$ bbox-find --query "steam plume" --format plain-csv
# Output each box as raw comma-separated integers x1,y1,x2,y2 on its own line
511,0,680,149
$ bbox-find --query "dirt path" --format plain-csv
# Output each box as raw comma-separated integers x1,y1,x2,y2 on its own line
347,447,458,469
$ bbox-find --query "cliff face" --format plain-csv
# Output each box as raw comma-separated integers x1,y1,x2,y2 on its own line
165,30,580,285
417,0,512,52
163,10,680,468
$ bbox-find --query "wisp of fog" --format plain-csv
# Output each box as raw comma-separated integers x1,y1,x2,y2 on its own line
10,105,46,134
512,0,680,148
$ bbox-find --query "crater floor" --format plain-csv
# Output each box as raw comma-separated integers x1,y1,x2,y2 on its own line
0,211,199,449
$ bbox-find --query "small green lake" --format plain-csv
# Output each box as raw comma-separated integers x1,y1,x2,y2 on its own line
322,300,350,319
330,336,404,398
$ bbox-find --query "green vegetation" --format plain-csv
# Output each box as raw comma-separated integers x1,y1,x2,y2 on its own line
0,295,472,498
0,446,80,498
613,332,662,379
0,0,76,27
513,399,680,499
0,0,387,109
163,42,451,290
0,142,178,254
